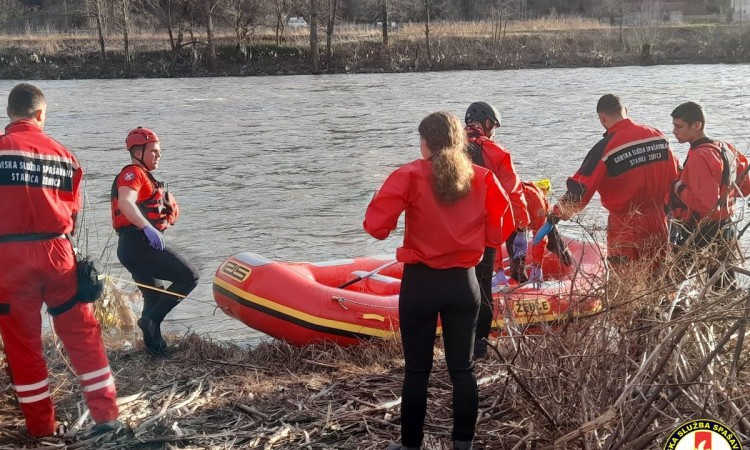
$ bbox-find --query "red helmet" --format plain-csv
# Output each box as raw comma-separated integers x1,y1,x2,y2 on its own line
126,127,159,150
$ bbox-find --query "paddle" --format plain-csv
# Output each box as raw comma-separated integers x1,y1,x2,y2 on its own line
337,259,399,289
532,221,554,246
546,224,573,266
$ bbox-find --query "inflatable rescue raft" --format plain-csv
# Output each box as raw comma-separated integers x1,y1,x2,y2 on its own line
213,238,605,346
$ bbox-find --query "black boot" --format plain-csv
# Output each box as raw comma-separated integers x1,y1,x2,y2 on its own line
88,420,124,436
138,317,168,357
473,339,487,359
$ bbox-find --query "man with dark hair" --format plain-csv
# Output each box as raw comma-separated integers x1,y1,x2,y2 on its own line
111,127,199,357
464,101,529,358
596,93,624,116
0,83,120,437
541,94,680,263
670,101,750,287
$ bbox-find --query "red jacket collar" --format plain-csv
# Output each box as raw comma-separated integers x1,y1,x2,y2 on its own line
5,119,43,134
605,118,635,136
689,137,714,150
465,124,489,143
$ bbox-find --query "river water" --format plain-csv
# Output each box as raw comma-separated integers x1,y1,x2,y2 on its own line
4,64,749,342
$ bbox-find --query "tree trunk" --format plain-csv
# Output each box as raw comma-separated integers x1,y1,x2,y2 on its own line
619,0,624,49
204,0,217,72
169,30,184,76
274,0,286,46
310,0,321,74
167,0,175,50
63,0,69,32
325,0,337,69
381,0,388,47
93,0,108,69
424,0,431,62
122,0,131,73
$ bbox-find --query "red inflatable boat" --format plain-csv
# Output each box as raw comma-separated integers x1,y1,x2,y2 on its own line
213,237,606,346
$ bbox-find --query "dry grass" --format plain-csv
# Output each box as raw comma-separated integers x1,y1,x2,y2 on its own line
1,229,749,449
0,21,748,78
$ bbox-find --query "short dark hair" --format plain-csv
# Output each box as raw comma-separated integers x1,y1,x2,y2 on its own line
671,101,705,128
8,83,46,118
596,94,624,116
128,145,145,157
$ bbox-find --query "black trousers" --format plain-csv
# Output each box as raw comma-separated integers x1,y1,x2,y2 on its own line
474,246,495,344
475,233,526,344
672,219,736,288
398,263,480,447
116,227,199,323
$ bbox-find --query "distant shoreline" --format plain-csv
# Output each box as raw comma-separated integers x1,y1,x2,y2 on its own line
1,23,748,80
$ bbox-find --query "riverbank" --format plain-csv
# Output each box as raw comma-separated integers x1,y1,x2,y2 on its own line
1,261,749,449
0,21,749,79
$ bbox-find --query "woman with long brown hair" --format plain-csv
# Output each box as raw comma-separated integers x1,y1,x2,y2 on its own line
364,111,514,450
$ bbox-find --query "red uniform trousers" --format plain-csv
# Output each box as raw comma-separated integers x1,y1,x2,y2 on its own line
0,238,118,436
606,207,669,263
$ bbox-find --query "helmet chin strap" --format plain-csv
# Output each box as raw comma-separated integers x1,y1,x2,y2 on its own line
482,122,495,139
135,148,149,170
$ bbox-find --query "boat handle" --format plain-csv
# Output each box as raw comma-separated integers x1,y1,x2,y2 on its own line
332,295,349,310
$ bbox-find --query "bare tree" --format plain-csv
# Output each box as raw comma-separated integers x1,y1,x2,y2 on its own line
489,0,513,52
272,0,289,45
145,0,180,50
121,0,132,72
631,0,664,60
0,0,24,26
381,0,388,47
221,0,262,56
91,0,108,68
141,0,208,75
203,0,218,71
401,0,447,64
324,0,338,68
423,0,431,62
310,0,320,73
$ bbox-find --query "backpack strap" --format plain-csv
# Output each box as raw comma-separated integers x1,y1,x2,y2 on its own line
467,140,486,167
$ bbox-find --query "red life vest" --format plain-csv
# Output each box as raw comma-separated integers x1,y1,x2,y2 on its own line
673,139,744,223
111,165,178,231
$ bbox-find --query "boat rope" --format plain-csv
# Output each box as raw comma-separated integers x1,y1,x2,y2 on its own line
105,275,187,299
332,295,398,311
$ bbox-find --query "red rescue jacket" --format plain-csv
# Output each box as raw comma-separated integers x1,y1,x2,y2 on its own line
0,120,82,236
554,118,679,220
364,159,515,269
522,182,550,265
673,138,750,223
111,165,178,231
466,125,530,229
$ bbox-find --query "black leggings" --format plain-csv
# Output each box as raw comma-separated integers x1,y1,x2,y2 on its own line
117,227,199,323
398,263,480,448
474,246,495,343
475,235,525,343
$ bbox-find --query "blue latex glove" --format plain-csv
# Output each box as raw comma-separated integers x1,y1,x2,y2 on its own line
142,224,165,251
512,229,528,258
533,221,554,246
529,264,543,284
491,270,509,288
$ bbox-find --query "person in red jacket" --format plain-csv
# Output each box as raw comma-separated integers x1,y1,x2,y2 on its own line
0,83,120,437
112,127,199,357
670,101,750,287
543,94,680,264
364,111,514,450
464,101,528,357
495,179,573,283
519,180,551,281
